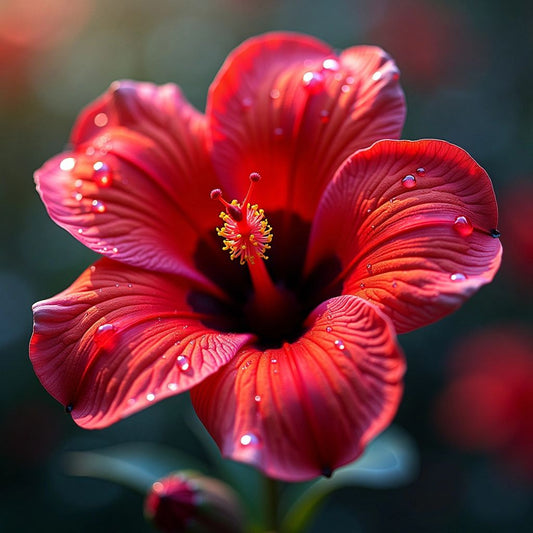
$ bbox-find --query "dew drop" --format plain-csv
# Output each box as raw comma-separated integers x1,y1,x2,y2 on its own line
94,323,116,348
341,84,350,93
326,326,332,333
128,283,133,288
319,109,330,124
254,395,261,402
65,403,73,414
74,192,83,201
168,383,178,391
127,398,136,406
302,71,325,94
176,355,191,372
60,157,76,171
490,228,501,238
241,97,253,110
146,393,155,402
240,433,259,447
334,339,346,350
77,228,83,234
392,280,398,288
91,199,107,213
345,76,355,85
366,263,373,274
453,215,474,237
322,58,340,72
401,174,417,189
270,358,278,364
269,88,280,99
360,282,365,289
416,167,426,176
111,247,118,254
92,161,113,187
450,272,467,281
372,70,383,81
94,112,109,127
74,179,83,188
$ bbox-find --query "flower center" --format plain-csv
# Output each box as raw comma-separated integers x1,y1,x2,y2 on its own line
210,172,272,265
211,173,303,346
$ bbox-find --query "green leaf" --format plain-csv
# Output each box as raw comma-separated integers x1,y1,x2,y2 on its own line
280,426,419,533
63,442,206,493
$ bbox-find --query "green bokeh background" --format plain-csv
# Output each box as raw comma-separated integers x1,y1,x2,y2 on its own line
1,0,532,531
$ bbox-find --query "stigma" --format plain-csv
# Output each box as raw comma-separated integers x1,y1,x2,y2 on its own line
211,173,273,265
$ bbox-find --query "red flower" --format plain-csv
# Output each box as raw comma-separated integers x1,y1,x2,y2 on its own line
30,33,501,481
435,327,533,476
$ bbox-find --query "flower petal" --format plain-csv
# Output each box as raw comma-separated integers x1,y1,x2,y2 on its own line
191,295,405,482
30,259,253,429
35,81,220,283
305,139,502,333
208,32,405,224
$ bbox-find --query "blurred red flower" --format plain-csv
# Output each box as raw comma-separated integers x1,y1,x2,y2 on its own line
436,327,533,476
500,180,533,284
30,33,501,481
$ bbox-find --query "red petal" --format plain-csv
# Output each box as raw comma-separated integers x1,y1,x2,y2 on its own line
35,81,220,282
191,295,405,481
208,33,405,224
305,139,502,333
30,259,253,429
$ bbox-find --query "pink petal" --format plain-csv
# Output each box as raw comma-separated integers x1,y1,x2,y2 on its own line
305,139,502,333
35,81,220,283
208,32,405,225
30,259,253,429
191,295,405,481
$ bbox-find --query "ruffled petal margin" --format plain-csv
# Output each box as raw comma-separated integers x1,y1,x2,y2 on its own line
208,32,405,224
30,259,253,429
305,139,502,333
191,295,405,482
35,81,221,284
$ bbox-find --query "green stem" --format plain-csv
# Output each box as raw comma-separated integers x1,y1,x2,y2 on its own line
264,475,279,532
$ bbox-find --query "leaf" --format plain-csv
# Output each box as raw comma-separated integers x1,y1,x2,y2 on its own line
63,442,206,493
280,425,419,533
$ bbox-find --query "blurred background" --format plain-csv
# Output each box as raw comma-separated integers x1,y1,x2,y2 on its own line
1,0,532,531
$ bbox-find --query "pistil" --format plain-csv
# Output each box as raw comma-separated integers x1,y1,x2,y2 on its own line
211,174,300,339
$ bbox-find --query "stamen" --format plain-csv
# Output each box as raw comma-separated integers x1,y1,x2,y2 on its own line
210,173,272,265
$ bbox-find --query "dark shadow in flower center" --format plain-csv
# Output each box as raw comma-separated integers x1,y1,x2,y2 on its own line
191,211,342,349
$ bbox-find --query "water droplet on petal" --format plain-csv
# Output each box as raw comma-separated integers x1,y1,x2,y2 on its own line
366,263,373,274
94,323,116,348
74,192,83,201
127,398,136,406
92,161,113,187
270,358,277,364
168,383,178,391
146,393,155,402
322,58,340,72
360,282,365,289
416,167,426,176
94,112,109,127
453,215,474,237
319,109,330,124
74,179,83,188
60,157,76,171
254,395,261,402
240,433,260,447
341,84,350,93
269,88,280,99
302,71,325,94
176,355,190,372
392,280,398,288
91,199,107,213
490,228,501,238
77,228,83,234
334,339,346,350
401,174,417,189
450,272,467,281
372,70,383,81
326,326,332,333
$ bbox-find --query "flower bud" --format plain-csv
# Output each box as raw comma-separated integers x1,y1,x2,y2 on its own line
144,472,244,533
